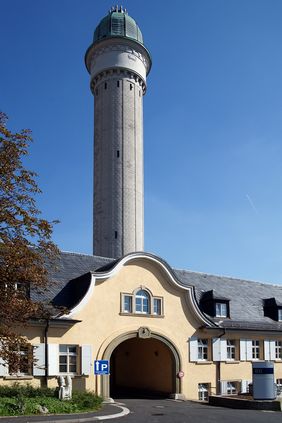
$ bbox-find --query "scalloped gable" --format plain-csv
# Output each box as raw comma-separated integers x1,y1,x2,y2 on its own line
40,251,282,331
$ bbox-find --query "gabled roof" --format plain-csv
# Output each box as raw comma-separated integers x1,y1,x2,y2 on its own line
31,251,113,304
35,251,282,331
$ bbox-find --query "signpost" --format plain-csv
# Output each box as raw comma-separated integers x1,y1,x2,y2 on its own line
94,360,110,375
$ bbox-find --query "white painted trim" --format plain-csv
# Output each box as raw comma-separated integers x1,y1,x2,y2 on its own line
59,275,96,318
60,252,216,327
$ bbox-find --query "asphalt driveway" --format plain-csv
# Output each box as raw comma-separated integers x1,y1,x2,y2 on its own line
113,398,282,423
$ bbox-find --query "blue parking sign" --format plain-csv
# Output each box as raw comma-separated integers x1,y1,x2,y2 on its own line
94,360,110,375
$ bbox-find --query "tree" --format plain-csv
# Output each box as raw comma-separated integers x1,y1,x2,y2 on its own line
0,112,59,372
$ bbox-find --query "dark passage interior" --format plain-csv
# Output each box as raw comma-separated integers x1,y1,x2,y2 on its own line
110,337,175,398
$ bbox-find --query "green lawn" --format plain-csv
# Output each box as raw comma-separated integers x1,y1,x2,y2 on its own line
0,384,102,416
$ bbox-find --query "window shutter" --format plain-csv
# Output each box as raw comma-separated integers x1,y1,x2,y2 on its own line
220,381,227,395
81,345,92,376
240,339,247,361
220,339,227,361
241,380,248,393
242,380,252,393
246,340,252,361
0,359,8,376
264,340,270,360
33,344,45,376
189,336,198,362
48,344,59,376
212,338,221,361
270,341,275,360
0,342,8,377
0,347,8,377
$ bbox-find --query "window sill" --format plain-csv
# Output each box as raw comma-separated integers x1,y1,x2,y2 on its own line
195,361,213,365
225,361,240,364
119,312,164,318
4,375,33,380
275,360,282,363
58,373,78,377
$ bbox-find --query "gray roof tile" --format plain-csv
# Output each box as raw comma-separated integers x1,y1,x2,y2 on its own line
33,251,282,331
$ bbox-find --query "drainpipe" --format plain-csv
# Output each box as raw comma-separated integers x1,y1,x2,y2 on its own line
216,328,226,395
44,319,50,387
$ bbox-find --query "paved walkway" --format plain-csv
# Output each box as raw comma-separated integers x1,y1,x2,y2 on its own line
0,402,130,423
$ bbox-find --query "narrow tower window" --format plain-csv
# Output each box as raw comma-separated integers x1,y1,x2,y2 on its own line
117,150,120,158
115,231,118,239
130,83,133,90
117,81,120,87
104,82,107,89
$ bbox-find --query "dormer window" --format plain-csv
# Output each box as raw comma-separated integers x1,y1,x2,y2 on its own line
264,298,282,322
215,302,228,318
200,290,230,318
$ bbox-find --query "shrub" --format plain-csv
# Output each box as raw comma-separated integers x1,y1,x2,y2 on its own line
0,383,56,398
0,383,102,416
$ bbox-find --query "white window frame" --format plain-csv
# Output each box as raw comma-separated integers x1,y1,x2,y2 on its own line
8,345,31,376
59,345,77,374
123,295,132,313
275,341,282,360
276,379,282,395
215,302,227,318
153,298,162,315
226,340,236,360
135,289,150,314
226,381,237,395
252,340,260,360
278,309,282,322
198,383,209,401
198,339,208,361
121,289,163,316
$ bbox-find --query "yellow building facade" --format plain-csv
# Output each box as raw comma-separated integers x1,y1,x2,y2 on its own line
1,251,282,402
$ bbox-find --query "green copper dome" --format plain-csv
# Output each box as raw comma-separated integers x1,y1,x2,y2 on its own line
93,6,144,45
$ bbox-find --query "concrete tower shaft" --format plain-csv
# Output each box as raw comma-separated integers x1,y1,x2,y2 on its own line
85,11,151,258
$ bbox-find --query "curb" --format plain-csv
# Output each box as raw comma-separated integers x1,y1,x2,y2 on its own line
2,402,130,423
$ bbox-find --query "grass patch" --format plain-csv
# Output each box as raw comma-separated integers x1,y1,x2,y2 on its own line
0,383,102,416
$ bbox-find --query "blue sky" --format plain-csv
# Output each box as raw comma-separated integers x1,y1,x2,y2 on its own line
2,0,282,284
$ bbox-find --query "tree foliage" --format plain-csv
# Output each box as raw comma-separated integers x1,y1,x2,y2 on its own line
0,112,59,370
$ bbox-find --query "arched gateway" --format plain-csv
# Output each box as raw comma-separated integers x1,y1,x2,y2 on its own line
101,329,183,400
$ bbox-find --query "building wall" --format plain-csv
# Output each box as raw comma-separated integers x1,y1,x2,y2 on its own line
1,257,282,401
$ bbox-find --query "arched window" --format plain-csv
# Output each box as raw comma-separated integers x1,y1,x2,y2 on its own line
135,289,150,314
121,288,163,316
120,286,164,317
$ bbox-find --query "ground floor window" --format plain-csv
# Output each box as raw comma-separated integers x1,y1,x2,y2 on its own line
226,381,237,395
221,380,239,395
198,383,209,401
59,345,77,373
276,379,282,395
8,345,31,375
